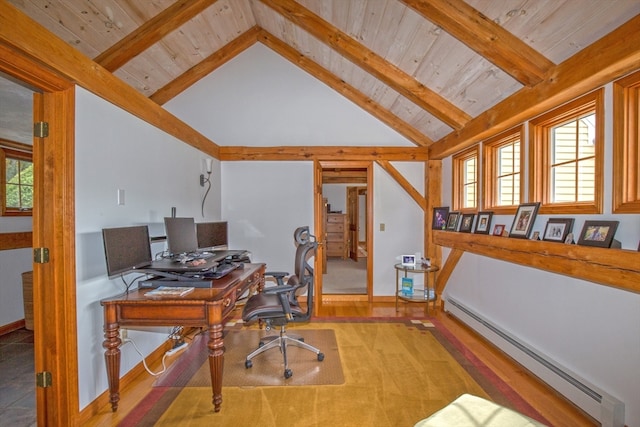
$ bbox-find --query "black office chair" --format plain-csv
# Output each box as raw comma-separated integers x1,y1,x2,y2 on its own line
242,226,324,379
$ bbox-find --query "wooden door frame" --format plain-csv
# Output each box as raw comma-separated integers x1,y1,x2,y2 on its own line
314,160,373,308
0,46,78,426
347,186,359,262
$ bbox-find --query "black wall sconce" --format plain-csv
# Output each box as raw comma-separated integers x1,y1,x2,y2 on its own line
200,158,213,217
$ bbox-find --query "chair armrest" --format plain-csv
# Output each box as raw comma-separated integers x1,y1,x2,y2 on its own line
264,271,289,287
263,283,296,294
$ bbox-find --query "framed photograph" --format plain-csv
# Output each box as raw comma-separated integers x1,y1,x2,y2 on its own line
459,213,475,233
445,211,461,231
474,211,493,234
509,202,540,239
543,218,574,242
493,224,505,236
577,221,620,248
401,254,416,266
431,206,449,230
531,231,540,240
473,211,493,234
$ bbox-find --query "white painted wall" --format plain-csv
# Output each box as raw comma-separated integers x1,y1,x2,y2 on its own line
74,87,222,408
440,83,640,426
323,184,348,213
220,161,314,272
0,217,32,326
164,43,414,147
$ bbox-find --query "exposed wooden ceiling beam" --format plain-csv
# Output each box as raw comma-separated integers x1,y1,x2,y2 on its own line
257,29,432,147
429,13,640,159
151,26,260,105
322,169,367,184
402,0,553,87
219,146,429,161
323,176,367,184
376,160,426,210
258,0,471,130
94,0,219,72
0,2,220,159
323,169,367,179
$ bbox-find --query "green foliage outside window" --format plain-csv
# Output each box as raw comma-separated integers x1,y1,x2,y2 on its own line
4,153,33,213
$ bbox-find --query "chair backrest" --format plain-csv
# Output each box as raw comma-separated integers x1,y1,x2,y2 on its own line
291,229,318,322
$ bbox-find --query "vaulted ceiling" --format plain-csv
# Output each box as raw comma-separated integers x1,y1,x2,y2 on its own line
4,0,640,157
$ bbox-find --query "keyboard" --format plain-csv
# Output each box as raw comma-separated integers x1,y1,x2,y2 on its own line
171,252,214,263
208,262,241,279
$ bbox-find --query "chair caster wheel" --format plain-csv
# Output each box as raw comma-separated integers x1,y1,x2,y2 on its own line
245,360,252,369
317,352,325,361
284,369,293,379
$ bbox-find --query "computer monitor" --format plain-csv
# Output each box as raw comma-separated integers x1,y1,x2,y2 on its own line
164,217,198,255
102,225,152,278
196,221,228,250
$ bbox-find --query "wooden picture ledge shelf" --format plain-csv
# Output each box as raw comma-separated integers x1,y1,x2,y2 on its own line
433,230,640,294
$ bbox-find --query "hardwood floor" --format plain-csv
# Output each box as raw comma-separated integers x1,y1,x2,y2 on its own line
83,301,596,426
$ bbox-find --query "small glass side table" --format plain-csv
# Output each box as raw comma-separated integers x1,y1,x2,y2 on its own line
395,263,440,315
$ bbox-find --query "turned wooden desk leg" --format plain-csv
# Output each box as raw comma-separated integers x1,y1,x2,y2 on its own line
208,321,225,412
102,305,121,412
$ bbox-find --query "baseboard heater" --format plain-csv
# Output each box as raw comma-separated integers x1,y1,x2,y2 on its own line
444,297,625,427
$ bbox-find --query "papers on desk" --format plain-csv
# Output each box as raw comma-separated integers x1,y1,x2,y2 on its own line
145,286,195,297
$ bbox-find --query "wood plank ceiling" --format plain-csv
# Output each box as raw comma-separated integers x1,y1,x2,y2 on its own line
6,0,640,156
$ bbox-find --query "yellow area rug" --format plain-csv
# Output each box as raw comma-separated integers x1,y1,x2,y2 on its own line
155,328,344,387
119,320,548,427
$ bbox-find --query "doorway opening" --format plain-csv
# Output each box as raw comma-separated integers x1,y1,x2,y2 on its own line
316,161,372,302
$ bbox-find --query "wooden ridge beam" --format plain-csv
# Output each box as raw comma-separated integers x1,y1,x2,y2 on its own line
151,26,261,105
258,29,432,147
94,0,219,72
219,146,429,161
402,0,553,87
258,0,471,130
429,13,640,159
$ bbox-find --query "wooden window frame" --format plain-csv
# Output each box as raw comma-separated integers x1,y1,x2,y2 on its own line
482,125,524,214
1,140,34,217
452,145,479,212
613,70,640,212
529,89,604,214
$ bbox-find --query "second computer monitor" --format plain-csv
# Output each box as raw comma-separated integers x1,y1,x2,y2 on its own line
196,221,228,250
164,217,198,255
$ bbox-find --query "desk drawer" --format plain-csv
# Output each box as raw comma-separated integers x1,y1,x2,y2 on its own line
221,289,237,318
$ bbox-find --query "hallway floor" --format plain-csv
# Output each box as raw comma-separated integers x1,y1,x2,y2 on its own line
322,257,367,294
0,328,36,427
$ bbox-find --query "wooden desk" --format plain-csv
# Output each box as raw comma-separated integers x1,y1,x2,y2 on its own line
101,263,265,413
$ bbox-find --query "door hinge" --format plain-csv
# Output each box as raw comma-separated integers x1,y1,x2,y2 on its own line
34,121,49,138
36,371,52,388
34,247,50,263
